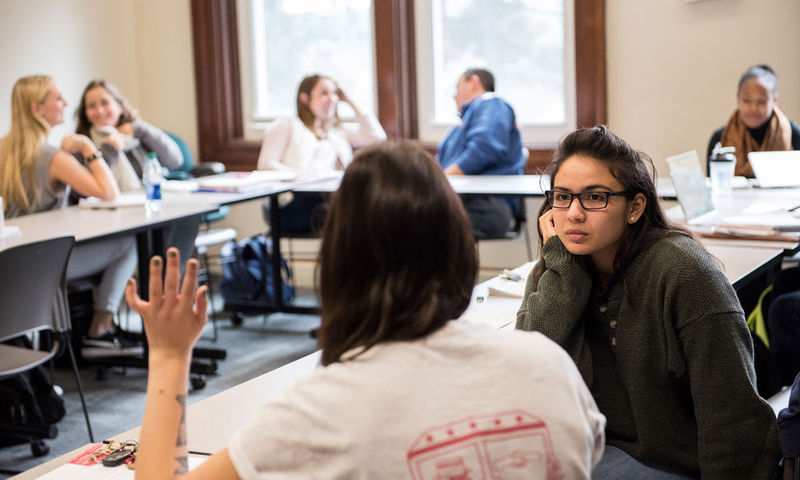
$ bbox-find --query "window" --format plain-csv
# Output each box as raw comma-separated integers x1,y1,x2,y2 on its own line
190,0,604,172
238,0,376,139
415,0,576,145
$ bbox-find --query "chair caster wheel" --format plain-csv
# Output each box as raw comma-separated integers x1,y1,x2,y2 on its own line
31,440,50,457
190,375,207,391
231,313,244,327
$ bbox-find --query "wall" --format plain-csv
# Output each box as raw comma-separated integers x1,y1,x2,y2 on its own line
0,0,198,160
0,0,140,145
606,0,800,176
131,0,198,161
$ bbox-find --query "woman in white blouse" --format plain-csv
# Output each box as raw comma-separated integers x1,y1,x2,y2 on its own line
257,74,386,232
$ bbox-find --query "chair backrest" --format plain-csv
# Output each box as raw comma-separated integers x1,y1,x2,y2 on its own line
0,236,74,343
166,131,194,174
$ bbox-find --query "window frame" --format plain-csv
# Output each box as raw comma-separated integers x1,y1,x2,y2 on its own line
189,0,605,172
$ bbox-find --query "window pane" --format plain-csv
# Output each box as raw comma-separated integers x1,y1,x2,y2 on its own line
250,0,374,119
431,0,565,125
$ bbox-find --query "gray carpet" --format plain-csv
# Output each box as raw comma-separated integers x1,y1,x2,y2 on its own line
0,301,320,478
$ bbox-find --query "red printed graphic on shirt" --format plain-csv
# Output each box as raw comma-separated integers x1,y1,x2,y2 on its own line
407,410,563,480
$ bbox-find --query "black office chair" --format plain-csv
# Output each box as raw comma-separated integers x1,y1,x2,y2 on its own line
0,236,94,457
475,197,534,262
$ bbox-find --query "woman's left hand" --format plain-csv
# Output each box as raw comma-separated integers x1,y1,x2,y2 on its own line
117,122,134,137
125,248,208,359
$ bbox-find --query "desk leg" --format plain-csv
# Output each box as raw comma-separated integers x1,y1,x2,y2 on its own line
269,195,284,309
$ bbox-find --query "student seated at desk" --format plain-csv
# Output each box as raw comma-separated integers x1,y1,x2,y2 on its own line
0,75,140,358
436,68,526,239
75,79,197,264
517,126,780,479
127,141,605,479
708,64,800,177
256,73,386,233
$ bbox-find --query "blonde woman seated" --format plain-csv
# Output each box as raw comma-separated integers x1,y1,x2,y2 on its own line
257,74,386,232
0,75,139,359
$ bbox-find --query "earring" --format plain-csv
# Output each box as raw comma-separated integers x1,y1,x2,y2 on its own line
630,217,636,222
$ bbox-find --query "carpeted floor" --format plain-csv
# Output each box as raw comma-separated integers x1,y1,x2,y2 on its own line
0,297,320,478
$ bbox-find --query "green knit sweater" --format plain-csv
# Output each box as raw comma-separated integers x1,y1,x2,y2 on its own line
516,234,779,479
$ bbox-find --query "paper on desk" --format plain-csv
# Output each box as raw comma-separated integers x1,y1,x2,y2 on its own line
197,170,297,192
0,225,21,239
37,452,206,479
78,193,145,209
486,262,536,298
162,179,199,192
458,310,516,329
741,202,798,215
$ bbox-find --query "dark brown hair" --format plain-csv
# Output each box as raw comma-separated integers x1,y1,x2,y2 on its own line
317,141,477,366
532,126,692,294
462,68,495,92
296,74,339,135
738,64,778,98
74,80,139,136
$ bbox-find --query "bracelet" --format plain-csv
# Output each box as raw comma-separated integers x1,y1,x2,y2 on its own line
85,151,102,164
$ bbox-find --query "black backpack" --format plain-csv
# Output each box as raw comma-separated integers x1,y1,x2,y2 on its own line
219,234,294,305
0,336,66,451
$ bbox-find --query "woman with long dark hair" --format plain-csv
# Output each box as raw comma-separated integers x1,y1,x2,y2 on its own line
518,126,780,479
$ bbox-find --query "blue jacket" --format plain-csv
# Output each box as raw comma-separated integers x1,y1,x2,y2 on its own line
436,93,525,176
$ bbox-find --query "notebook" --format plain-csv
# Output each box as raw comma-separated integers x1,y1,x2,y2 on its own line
748,151,800,188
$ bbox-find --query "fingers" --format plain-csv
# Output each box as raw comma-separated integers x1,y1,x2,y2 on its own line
194,286,209,328
180,258,200,306
162,248,181,300
124,277,146,316
148,255,164,309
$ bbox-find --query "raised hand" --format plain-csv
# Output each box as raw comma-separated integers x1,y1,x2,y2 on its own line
125,248,208,359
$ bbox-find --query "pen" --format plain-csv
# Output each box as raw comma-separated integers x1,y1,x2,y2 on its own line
789,204,800,212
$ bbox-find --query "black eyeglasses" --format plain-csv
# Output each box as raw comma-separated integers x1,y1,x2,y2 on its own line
545,190,632,210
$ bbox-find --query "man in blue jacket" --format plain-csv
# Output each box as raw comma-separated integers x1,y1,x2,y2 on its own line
436,68,526,239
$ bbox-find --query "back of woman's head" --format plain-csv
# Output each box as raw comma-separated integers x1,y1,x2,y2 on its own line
738,64,778,97
534,126,688,284
318,140,478,365
75,79,139,136
0,75,53,214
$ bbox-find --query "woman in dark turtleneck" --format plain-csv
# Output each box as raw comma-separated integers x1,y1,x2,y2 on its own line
708,64,800,177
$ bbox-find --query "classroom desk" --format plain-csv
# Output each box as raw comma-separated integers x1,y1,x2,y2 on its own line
106,240,782,455
3,203,218,299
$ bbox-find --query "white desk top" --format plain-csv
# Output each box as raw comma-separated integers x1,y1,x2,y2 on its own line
2,203,217,252
293,173,548,196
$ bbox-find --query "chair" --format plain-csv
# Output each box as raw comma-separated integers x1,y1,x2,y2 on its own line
474,196,534,262
0,236,94,455
473,147,534,262
778,373,800,480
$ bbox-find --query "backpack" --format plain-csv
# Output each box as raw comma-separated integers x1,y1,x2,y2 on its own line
0,336,66,448
219,234,294,305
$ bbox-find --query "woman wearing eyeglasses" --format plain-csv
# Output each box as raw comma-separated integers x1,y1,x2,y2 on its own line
516,126,779,479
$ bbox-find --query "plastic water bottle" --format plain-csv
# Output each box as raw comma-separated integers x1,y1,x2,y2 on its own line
709,143,736,195
144,152,163,213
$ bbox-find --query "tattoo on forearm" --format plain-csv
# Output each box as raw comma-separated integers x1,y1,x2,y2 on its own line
176,394,187,447
174,456,189,475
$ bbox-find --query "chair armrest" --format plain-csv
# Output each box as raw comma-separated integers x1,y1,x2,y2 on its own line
191,162,226,178
165,171,194,181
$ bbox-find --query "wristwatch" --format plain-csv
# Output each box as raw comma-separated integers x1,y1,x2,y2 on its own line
85,151,102,164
